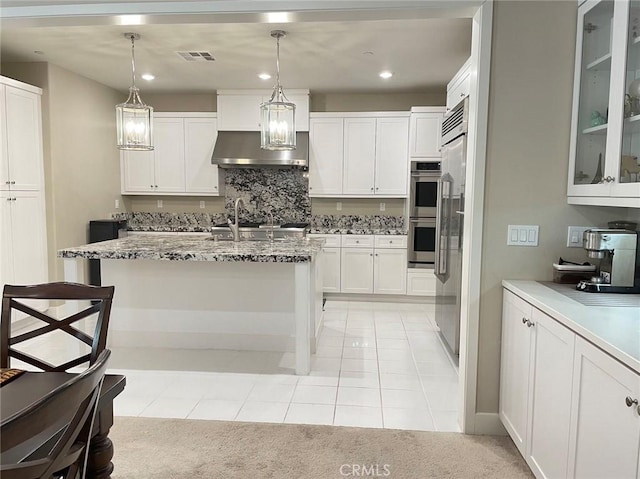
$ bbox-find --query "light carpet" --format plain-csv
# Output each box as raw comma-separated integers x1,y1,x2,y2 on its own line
109,417,532,478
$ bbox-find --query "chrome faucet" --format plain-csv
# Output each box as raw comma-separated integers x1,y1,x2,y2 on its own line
228,198,245,242
266,212,275,242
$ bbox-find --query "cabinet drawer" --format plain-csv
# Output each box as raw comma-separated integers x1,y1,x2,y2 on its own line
374,235,407,249
308,234,341,247
341,235,374,248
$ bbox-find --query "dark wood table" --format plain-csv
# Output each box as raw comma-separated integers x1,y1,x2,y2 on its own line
1,372,126,479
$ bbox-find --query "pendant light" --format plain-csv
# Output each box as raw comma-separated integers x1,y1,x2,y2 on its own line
116,33,154,150
260,30,296,150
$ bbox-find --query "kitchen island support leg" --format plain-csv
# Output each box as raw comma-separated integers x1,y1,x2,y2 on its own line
294,261,311,375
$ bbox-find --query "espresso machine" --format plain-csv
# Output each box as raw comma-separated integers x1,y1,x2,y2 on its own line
577,229,640,293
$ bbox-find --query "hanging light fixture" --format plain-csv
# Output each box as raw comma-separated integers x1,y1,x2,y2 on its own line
116,33,154,150
260,30,296,150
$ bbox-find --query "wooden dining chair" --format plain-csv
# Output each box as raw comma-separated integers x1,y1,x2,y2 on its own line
0,283,115,372
0,349,111,479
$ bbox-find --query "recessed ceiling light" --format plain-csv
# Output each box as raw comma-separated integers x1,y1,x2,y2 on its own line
259,73,272,80
379,71,393,79
141,73,155,81
362,51,374,56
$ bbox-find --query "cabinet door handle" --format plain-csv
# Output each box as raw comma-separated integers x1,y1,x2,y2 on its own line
5,197,11,201
521,317,534,327
150,185,154,188
369,253,373,257
375,253,378,256
625,396,639,408
460,93,465,97
5,181,10,185
389,241,393,244
370,187,374,191
10,181,15,185
155,185,158,188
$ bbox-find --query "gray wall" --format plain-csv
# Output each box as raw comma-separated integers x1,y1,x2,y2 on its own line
476,1,630,415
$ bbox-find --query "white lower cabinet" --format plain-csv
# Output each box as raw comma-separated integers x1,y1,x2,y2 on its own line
341,247,374,294
501,290,576,478
0,191,47,287
501,288,640,479
568,337,640,479
406,269,436,296
310,234,407,295
321,247,341,293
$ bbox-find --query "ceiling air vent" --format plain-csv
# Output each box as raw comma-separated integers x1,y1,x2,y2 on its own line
176,51,215,62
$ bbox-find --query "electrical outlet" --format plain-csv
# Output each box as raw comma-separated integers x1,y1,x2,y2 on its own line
380,202,386,212
157,200,163,208
200,201,205,209
567,226,591,248
336,202,342,211
114,199,120,209
507,225,539,246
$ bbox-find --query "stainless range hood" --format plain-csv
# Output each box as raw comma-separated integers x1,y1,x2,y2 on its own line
211,131,308,169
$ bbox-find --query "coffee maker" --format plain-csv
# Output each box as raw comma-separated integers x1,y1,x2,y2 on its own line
577,229,640,293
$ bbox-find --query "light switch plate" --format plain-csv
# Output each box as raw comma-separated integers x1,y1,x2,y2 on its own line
157,200,163,208
380,202,386,212
507,225,539,246
336,202,342,211
114,199,120,209
200,201,205,209
567,226,591,248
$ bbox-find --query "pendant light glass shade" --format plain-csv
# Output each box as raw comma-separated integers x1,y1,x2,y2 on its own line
260,30,296,151
116,33,154,151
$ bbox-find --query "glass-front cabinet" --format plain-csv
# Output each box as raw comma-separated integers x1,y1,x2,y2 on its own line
568,0,640,207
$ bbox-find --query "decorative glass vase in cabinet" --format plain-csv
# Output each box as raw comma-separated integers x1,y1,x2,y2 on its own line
621,0,640,184
573,1,614,186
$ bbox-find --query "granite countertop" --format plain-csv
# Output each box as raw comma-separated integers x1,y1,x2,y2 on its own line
503,280,640,374
58,234,324,263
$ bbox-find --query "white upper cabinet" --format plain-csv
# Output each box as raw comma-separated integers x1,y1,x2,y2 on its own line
375,117,410,195
446,58,471,112
0,82,43,191
153,117,186,193
309,112,410,198
408,108,445,158
343,117,377,195
121,113,223,196
308,117,344,195
568,0,640,207
184,117,220,194
216,90,309,131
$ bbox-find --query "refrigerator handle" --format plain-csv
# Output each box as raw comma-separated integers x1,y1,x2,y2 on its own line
434,176,451,283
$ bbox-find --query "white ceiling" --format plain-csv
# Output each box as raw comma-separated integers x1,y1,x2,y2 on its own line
0,15,472,94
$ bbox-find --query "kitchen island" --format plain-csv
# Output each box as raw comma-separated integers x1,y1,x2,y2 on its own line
58,234,325,375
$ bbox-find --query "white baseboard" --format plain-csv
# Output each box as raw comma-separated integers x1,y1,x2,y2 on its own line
324,293,435,304
108,330,297,352
473,412,507,436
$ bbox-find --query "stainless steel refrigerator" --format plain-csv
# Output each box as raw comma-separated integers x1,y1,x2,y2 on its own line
435,98,468,359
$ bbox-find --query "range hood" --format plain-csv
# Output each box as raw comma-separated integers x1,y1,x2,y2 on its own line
211,131,308,169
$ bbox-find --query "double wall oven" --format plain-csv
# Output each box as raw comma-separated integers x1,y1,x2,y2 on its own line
408,161,440,268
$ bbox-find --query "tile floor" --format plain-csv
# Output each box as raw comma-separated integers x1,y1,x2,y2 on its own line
13,300,460,432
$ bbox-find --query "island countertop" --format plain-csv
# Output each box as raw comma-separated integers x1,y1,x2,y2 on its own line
58,234,324,263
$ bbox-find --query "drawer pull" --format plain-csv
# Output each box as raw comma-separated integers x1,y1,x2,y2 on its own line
522,317,527,324
390,241,393,244
625,396,638,408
